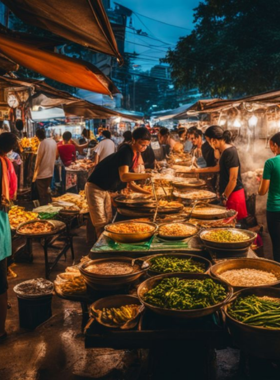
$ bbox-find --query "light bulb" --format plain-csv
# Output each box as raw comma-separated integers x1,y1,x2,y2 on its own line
248,115,258,127
233,118,241,128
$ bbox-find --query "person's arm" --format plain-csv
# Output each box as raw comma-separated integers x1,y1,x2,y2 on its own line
119,165,151,182
56,146,60,160
223,167,239,199
258,179,270,195
183,164,220,174
258,160,272,195
129,181,151,194
33,142,43,181
71,139,89,154
94,153,100,165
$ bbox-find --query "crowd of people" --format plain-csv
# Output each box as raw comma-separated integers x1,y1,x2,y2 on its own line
2,122,280,340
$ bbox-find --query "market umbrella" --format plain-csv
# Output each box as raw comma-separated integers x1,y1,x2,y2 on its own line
0,32,119,96
2,0,123,63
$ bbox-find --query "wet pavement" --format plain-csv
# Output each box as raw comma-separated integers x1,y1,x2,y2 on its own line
1,225,280,379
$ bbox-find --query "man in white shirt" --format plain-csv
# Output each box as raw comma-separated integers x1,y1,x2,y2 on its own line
94,130,115,165
33,129,57,205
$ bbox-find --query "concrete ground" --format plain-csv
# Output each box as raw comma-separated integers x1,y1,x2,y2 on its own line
0,224,279,380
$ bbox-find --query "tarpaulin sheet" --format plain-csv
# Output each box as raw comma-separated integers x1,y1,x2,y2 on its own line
0,32,119,96
2,0,123,63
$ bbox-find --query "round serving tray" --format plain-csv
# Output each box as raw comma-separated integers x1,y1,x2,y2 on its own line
200,228,257,249
173,189,217,201
184,205,229,220
104,220,158,243
172,178,206,189
210,257,280,290
137,273,233,319
16,220,62,237
157,222,199,240
224,287,280,360
80,257,149,291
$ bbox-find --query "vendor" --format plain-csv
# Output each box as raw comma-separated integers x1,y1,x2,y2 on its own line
57,131,88,167
185,125,247,220
258,132,280,262
85,127,152,238
158,127,183,154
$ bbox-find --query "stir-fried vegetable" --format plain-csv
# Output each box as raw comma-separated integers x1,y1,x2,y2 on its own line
150,256,205,274
144,277,227,310
228,295,280,329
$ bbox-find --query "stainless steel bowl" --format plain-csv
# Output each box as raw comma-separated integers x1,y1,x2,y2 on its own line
80,257,149,291
157,222,199,240
200,228,257,249
224,287,280,360
145,253,211,276
137,273,233,319
210,257,280,290
104,220,158,243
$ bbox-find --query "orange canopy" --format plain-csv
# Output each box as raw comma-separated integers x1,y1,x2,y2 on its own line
0,33,119,96
2,0,123,63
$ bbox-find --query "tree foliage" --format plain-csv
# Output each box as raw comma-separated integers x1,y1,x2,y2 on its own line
163,0,280,97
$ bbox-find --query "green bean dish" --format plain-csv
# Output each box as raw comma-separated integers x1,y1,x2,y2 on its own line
144,277,227,310
228,295,280,329
150,256,205,274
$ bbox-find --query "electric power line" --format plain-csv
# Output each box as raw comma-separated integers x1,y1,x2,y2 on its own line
134,10,192,31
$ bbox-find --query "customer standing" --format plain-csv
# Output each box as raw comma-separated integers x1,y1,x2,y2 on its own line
184,125,248,220
85,127,152,238
0,132,17,341
94,130,115,165
158,127,183,154
33,129,57,205
258,132,280,262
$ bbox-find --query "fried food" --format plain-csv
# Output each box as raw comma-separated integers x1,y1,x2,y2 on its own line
158,200,183,209
107,222,155,234
9,207,38,230
18,221,54,234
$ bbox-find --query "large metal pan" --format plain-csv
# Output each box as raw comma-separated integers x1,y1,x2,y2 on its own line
173,189,217,201
137,273,233,319
104,220,158,243
224,287,280,360
210,257,280,290
184,205,229,220
171,178,206,189
114,195,155,208
200,228,257,249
